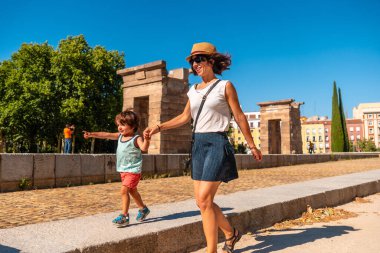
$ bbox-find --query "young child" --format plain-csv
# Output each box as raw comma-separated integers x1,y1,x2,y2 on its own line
83,110,150,226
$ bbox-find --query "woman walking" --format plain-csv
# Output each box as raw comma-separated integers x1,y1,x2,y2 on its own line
144,42,262,253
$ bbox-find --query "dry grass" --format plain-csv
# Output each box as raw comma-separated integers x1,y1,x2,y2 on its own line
258,206,358,233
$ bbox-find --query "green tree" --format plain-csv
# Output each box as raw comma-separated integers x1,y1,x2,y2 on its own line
51,35,124,153
0,43,56,152
357,139,377,152
338,88,349,151
331,81,344,152
0,35,125,153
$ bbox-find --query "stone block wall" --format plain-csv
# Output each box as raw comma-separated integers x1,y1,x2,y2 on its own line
117,61,192,154
258,99,304,155
0,153,378,192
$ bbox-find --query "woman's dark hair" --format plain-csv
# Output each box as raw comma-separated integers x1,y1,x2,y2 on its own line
191,52,232,75
114,109,139,132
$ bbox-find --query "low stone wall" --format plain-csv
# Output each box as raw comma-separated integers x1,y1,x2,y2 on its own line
0,153,378,192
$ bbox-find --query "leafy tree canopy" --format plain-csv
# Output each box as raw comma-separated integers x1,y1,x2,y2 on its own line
0,35,125,153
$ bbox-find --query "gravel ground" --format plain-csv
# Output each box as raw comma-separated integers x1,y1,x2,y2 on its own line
1,157,379,229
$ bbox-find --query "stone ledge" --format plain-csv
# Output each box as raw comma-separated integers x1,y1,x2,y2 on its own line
0,153,378,192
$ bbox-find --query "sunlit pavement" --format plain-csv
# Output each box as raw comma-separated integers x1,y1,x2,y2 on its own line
193,193,380,253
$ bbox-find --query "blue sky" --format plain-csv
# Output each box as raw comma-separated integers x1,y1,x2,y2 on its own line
1,0,379,118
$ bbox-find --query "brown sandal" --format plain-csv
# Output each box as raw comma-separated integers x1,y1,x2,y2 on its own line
222,228,242,253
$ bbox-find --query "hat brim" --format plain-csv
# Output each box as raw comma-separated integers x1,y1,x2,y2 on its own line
185,51,213,61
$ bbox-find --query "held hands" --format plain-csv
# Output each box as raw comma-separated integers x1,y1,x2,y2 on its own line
143,125,160,139
250,146,263,161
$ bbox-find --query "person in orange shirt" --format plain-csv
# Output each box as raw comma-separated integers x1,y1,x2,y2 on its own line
63,124,75,153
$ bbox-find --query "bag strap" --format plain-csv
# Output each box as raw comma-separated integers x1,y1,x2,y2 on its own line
192,79,221,133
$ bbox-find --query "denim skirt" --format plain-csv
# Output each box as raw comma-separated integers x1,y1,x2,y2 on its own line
191,132,238,183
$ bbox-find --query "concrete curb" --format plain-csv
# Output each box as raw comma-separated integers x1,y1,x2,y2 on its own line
0,169,379,253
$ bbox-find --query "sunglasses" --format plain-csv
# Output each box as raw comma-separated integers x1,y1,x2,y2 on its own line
189,55,209,64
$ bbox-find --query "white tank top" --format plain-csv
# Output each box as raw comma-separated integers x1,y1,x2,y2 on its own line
187,79,232,133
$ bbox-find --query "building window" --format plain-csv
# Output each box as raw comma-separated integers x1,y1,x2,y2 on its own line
378,114,380,119
378,121,380,127
312,136,316,142
326,143,330,148
325,136,329,141
350,135,354,141
318,128,323,134
306,129,310,134
368,114,373,119
369,121,373,126
306,136,310,142
238,137,241,140
369,128,374,134
357,135,361,140
319,143,323,149
349,127,354,132
319,136,323,142
356,126,360,132
312,129,316,134
250,122,253,128
325,128,328,133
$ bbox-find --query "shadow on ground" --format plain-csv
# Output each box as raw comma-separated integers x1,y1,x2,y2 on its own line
117,207,233,228
235,225,359,253
0,244,20,253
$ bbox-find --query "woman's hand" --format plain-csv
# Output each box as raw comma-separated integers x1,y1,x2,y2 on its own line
143,125,160,139
251,147,263,161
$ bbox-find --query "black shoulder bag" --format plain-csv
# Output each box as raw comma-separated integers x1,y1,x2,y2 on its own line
185,79,221,170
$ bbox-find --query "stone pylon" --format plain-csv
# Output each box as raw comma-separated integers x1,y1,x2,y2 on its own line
117,60,191,154
258,99,304,154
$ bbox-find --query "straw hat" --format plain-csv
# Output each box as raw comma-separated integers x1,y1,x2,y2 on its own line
186,42,217,61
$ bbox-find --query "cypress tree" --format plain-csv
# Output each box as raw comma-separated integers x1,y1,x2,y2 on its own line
331,81,344,152
338,88,349,151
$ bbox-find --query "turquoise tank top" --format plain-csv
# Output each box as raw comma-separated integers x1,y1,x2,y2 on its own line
116,134,142,173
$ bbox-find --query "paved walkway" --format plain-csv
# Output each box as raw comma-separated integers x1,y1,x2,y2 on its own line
1,157,379,229
1,169,379,253
192,193,380,253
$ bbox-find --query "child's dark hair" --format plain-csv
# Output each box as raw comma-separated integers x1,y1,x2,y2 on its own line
114,109,139,132
191,52,232,75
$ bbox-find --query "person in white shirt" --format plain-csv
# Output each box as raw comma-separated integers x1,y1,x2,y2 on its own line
144,42,262,253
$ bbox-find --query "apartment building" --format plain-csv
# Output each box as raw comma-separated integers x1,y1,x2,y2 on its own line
301,117,363,153
230,111,261,149
353,103,380,148
301,121,326,154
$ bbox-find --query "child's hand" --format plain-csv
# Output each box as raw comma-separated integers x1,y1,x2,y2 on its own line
144,125,160,138
83,131,91,139
143,128,151,139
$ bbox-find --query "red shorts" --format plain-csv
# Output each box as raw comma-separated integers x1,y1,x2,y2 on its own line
120,172,141,189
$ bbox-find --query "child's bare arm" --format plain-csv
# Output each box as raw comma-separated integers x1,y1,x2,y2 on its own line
136,136,150,152
83,131,119,140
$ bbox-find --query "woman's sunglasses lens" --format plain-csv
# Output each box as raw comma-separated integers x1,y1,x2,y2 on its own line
190,56,206,64
195,56,203,63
